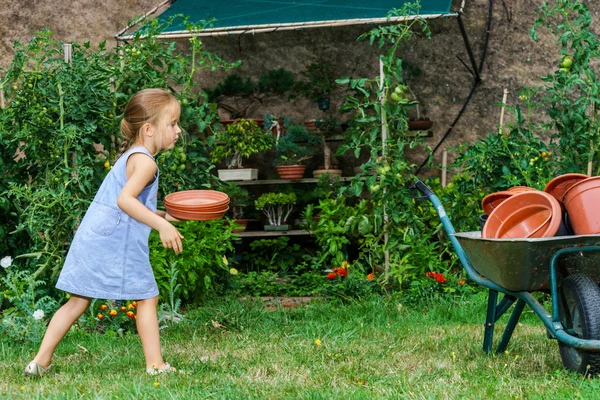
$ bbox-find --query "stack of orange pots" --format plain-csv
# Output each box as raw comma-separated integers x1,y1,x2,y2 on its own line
164,190,230,221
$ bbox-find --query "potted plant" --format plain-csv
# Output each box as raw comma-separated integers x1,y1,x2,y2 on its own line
308,117,343,178
301,62,337,111
274,123,321,179
401,85,433,131
221,183,251,232
210,118,275,181
255,192,297,231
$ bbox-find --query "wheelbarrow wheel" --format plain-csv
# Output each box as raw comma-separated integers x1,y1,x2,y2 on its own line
558,273,600,375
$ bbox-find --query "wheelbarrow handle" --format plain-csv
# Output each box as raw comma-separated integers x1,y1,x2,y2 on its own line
409,180,434,200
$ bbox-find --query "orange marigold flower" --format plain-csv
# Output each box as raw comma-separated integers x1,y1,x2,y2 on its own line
133,315,137,321
100,304,108,311
367,273,375,281
127,304,135,310
109,310,118,317
126,311,135,319
120,306,127,312
458,279,466,285
132,301,138,308
97,314,104,320
326,272,338,280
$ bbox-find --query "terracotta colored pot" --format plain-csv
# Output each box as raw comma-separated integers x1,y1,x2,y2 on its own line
482,191,561,239
164,190,229,210
276,165,306,180
544,173,589,206
563,176,600,235
166,207,229,221
506,186,537,193
232,219,249,233
481,191,513,215
408,120,433,131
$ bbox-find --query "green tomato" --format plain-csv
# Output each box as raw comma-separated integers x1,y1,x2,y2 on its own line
12,85,18,91
370,184,381,193
390,92,402,102
169,164,178,171
559,67,569,74
177,164,186,171
394,85,405,94
179,153,187,163
561,56,573,69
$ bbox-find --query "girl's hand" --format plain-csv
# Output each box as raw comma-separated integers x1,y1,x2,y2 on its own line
158,223,184,254
165,213,181,223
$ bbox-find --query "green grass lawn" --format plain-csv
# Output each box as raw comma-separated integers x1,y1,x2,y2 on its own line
2,293,600,399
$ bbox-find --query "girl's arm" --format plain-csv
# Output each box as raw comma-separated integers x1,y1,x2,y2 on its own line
117,153,184,254
156,209,180,222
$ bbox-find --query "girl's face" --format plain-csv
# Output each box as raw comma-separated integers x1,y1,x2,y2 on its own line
156,102,182,151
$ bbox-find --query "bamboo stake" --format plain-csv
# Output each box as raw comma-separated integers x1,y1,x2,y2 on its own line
379,58,390,277
64,43,72,63
499,88,508,134
0,89,5,109
441,149,448,187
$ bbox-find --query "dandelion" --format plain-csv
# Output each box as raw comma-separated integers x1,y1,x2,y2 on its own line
229,268,238,275
153,381,160,387
20,386,25,391
452,351,456,361
341,261,350,269
0,256,13,269
315,339,322,346
515,355,519,360
32,309,45,320
222,256,229,266
505,350,509,355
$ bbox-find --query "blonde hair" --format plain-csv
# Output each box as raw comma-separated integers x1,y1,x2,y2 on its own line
117,88,180,158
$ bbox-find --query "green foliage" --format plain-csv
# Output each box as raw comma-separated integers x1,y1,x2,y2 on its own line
321,268,382,303
210,118,275,168
241,237,308,272
1,269,59,343
204,73,257,102
149,220,237,305
274,123,321,166
220,182,251,219
531,0,600,174
452,105,555,192
301,62,337,101
258,68,298,95
158,261,184,327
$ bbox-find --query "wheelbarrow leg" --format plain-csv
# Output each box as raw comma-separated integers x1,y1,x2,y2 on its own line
483,290,498,354
496,299,526,354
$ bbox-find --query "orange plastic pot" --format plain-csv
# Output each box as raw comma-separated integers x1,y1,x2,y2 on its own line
275,165,306,179
481,191,513,215
482,191,561,239
563,176,600,235
544,173,589,206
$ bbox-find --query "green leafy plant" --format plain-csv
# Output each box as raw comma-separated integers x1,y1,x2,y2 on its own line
301,62,337,103
77,299,138,336
210,118,275,168
274,123,320,166
255,192,297,226
220,182,251,219
158,261,184,328
149,220,237,304
258,68,298,96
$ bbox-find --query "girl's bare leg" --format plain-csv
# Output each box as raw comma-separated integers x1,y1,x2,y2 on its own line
33,294,91,367
136,296,168,369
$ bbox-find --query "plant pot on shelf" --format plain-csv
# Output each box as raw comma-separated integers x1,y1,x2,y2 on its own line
276,165,306,180
408,120,433,131
232,219,249,233
313,167,342,179
218,168,258,181
264,224,289,231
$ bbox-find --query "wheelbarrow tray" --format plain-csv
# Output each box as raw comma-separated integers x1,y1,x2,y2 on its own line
453,232,600,291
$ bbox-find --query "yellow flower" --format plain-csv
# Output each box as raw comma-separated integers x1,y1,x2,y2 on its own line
341,261,350,269
229,268,238,275
315,339,322,346
222,256,229,266
153,381,160,387
20,386,25,391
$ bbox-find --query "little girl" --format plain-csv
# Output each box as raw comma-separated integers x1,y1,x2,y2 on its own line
24,88,183,376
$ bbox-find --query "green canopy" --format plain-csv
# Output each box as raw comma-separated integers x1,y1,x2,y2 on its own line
117,0,457,39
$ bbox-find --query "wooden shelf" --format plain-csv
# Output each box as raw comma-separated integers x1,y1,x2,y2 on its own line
234,229,311,237
233,176,353,186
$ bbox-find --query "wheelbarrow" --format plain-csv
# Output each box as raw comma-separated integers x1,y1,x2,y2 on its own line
410,180,600,375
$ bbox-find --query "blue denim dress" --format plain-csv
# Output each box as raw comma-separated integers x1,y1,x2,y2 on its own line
56,146,159,300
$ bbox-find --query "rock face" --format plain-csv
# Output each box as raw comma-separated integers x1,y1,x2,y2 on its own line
2,1,599,176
